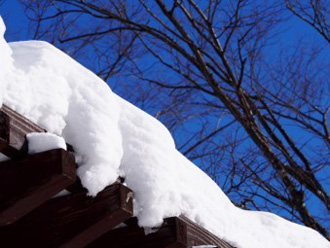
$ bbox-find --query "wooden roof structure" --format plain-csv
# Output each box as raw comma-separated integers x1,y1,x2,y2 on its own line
0,105,235,248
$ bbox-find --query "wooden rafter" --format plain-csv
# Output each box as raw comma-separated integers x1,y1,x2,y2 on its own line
0,105,45,158
0,183,133,248
0,104,73,158
0,149,76,226
89,216,235,248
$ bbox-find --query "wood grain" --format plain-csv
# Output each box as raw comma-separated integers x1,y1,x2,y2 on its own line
88,216,235,248
0,105,45,158
0,183,133,248
0,148,76,226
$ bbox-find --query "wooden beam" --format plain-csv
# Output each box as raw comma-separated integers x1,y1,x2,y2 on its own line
0,149,76,226
88,217,182,248
88,216,234,248
0,105,45,158
0,183,133,248
87,217,180,248
181,216,235,248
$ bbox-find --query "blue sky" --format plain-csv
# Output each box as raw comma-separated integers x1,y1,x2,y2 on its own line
1,0,328,63
0,0,28,41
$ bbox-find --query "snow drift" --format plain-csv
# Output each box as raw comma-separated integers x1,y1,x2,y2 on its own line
0,16,328,248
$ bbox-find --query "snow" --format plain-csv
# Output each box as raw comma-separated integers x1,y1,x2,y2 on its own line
0,153,9,162
52,189,70,198
27,132,67,154
0,16,329,248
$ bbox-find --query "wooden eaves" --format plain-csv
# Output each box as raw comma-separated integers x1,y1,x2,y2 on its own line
0,105,235,248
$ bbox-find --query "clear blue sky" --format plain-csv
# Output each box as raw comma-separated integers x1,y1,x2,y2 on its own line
1,0,327,60
0,0,28,41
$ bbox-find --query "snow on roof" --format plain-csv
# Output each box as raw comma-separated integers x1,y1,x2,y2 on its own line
0,16,329,248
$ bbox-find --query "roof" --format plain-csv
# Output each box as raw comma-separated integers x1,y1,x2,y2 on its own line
0,105,234,248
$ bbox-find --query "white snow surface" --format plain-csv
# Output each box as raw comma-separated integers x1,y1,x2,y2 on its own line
0,17,329,248
27,132,67,154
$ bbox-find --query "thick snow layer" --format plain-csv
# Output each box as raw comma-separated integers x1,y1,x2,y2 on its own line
27,132,67,154
0,17,329,248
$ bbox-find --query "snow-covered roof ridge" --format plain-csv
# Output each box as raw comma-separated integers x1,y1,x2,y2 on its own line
0,16,329,248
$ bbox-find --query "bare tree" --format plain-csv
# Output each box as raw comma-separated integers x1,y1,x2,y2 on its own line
286,0,330,43
20,0,330,239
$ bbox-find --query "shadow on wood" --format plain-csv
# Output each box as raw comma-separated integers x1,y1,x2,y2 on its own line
0,149,76,226
88,217,183,248
88,216,234,248
0,105,73,158
0,183,133,248
0,105,45,158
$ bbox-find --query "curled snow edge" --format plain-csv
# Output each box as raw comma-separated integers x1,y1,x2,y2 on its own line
0,16,329,248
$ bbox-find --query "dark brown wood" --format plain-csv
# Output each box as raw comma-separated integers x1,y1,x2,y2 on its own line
0,105,74,158
88,216,234,248
0,183,133,248
88,217,182,248
181,216,235,248
0,105,46,158
0,149,76,226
